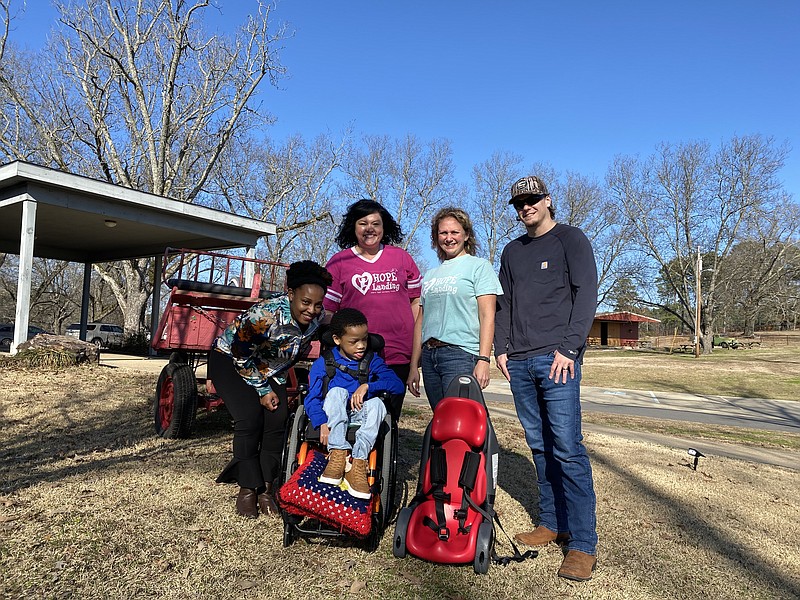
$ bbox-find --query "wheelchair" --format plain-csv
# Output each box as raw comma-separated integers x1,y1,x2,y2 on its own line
277,332,401,551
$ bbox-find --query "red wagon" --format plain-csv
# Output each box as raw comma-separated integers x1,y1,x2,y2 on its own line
151,248,316,438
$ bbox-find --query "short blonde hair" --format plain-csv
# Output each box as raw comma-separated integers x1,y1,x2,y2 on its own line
430,207,479,261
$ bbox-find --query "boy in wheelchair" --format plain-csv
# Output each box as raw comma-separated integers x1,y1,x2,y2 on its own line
304,308,404,500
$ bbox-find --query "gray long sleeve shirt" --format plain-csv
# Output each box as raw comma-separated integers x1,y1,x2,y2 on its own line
494,223,597,363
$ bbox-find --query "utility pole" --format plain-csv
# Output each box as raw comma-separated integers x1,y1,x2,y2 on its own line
694,247,702,358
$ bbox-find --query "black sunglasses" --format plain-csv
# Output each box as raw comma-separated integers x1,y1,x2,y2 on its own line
512,196,546,211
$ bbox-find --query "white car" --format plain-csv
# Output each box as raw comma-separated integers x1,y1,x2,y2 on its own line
65,323,125,348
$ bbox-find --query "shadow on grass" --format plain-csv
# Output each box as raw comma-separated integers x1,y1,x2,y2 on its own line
0,383,236,494
591,449,800,599
496,444,540,523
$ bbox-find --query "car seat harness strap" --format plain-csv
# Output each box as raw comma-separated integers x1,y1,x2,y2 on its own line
454,450,482,534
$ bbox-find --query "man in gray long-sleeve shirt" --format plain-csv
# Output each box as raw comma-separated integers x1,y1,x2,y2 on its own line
495,175,598,582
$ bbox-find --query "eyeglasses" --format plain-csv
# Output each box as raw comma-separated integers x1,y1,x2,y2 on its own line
512,196,546,211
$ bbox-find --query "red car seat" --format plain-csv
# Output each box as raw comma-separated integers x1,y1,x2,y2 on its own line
404,396,488,563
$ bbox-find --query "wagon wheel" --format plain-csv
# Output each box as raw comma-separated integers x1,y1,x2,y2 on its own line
720,342,729,349
473,521,495,574
154,362,197,438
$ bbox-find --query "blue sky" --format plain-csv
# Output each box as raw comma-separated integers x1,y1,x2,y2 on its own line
11,0,800,198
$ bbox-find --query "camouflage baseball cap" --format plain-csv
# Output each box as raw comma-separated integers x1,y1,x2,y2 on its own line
509,175,549,204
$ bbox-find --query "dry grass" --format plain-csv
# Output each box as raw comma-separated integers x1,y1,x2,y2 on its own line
1,365,799,599
580,346,800,401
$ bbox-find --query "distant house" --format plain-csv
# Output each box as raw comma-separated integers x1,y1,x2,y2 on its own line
588,311,661,347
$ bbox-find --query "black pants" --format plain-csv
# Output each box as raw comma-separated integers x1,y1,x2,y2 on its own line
387,362,410,422
209,350,289,489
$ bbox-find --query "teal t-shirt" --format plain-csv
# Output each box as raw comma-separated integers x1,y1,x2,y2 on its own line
420,254,503,355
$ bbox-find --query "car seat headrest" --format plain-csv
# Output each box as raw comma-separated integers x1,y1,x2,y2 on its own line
431,396,488,447
319,327,385,354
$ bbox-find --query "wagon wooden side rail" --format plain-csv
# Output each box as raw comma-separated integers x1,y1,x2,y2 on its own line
151,248,317,439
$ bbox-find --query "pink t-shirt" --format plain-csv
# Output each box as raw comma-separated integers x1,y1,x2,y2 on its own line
324,245,422,365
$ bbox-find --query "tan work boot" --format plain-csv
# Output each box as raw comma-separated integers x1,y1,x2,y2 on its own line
514,526,570,547
344,458,371,500
319,449,348,485
558,550,597,581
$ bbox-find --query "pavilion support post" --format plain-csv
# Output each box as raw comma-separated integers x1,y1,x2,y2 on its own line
149,254,163,356
245,246,255,288
12,199,36,354
79,262,92,341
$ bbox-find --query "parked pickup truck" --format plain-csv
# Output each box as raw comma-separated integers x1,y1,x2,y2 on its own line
712,334,741,349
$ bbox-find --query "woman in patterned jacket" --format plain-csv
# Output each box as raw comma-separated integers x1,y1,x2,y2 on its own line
209,260,332,519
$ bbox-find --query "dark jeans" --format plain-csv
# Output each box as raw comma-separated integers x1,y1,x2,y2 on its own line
209,350,289,489
507,354,597,555
421,345,477,410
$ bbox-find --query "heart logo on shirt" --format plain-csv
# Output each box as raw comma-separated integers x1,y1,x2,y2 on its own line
352,272,373,295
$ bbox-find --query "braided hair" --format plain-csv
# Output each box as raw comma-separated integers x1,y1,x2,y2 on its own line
286,260,333,291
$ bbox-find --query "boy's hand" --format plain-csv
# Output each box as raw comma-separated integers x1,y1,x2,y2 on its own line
320,423,330,447
350,383,369,411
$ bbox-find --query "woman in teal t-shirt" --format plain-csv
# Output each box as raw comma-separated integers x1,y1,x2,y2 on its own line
406,207,503,409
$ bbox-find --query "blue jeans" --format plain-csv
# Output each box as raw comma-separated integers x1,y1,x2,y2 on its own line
322,387,387,460
507,354,597,555
421,345,477,410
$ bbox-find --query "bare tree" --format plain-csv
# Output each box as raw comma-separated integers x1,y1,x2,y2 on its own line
468,151,522,267
607,135,790,352
549,169,637,309
716,196,800,335
0,0,287,333
340,134,456,252
209,131,348,264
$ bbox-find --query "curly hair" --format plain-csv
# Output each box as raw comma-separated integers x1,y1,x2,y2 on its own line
285,260,333,291
334,199,404,249
430,206,479,261
329,307,368,338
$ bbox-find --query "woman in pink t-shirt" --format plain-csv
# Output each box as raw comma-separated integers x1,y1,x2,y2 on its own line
324,199,421,420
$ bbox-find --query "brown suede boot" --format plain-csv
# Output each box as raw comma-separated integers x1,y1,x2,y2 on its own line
558,550,597,581
235,487,258,519
514,526,571,547
319,449,348,485
343,458,371,500
257,482,279,518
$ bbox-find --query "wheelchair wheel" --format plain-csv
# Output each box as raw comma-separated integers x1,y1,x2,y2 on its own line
280,404,306,485
278,404,306,535
473,520,494,574
392,507,412,558
282,521,296,548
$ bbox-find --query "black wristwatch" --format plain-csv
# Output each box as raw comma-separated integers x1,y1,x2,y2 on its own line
477,355,491,363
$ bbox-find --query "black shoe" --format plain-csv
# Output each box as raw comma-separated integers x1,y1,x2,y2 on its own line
236,487,258,519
